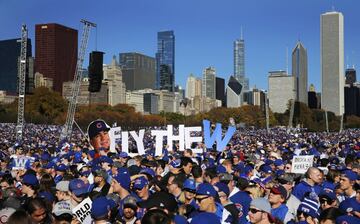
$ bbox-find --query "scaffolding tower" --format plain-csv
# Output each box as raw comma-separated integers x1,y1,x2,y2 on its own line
60,20,96,141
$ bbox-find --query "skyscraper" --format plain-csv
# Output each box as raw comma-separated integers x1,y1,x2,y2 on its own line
186,74,201,99
35,23,78,94
321,11,344,116
292,41,308,105
202,67,216,99
234,36,249,91
345,68,356,86
156,31,175,92
268,71,295,113
226,76,242,108
120,52,156,91
0,38,32,94
216,77,226,107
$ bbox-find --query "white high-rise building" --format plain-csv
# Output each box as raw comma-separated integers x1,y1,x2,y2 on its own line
202,67,216,99
103,56,126,106
226,76,242,108
268,71,295,113
186,74,202,98
292,41,308,105
321,11,344,116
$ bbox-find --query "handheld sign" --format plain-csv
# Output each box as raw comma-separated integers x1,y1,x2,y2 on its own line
109,127,121,153
10,155,35,170
72,197,92,224
291,155,314,174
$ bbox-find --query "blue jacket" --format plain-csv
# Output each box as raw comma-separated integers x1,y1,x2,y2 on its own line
292,180,321,201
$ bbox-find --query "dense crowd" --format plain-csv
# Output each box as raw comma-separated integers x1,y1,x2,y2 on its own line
0,121,359,224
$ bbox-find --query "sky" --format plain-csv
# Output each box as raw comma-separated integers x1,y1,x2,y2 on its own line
1,0,359,91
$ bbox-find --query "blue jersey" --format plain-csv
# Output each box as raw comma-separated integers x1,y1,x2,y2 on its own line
292,181,321,201
229,191,251,224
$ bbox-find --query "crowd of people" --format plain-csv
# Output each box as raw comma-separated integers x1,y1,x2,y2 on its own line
0,121,359,224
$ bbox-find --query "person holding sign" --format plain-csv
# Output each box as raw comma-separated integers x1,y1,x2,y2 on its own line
87,119,111,158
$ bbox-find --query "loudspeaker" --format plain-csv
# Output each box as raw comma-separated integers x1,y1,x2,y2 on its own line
88,51,104,92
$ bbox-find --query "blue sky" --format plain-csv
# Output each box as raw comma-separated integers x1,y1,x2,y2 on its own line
1,0,359,91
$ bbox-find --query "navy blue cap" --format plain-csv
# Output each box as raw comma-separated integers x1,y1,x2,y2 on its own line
56,164,68,172
215,182,230,196
87,119,110,139
22,174,39,186
336,215,360,224
119,152,128,158
319,190,336,201
140,168,155,178
274,159,284,166
113,172,131,190
216,165,227,174
91,196,111,218
190,212,220,224
342,170,359,181
69,179,89,196
170,159,181,168
261,165,272,174
339,198,360,214
183,179,196,192
133,176,149,190
100,156,113,165
196,183,217,197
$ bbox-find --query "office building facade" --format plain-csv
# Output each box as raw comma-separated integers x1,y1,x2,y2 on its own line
35,23,78,94
0,38,32,94
216,77,226,107
345,68,356,86
156,31,175,92
120,52,156,91
268,71,295,113
321,12,345,115
202,67,216,99
226,76,242,108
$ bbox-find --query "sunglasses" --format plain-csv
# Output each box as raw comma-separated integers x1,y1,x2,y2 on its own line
196,196,209,203
297,211,310,218
249,208,262,214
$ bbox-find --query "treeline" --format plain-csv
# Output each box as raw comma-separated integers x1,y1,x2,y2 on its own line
0,87,359,131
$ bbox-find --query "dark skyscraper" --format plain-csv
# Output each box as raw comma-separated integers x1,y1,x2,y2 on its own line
120,52,156,90
216,77,226,107
156,31,175,92
345,68,356,86
35,23,78,94
344,86,360,116
0,38,32,94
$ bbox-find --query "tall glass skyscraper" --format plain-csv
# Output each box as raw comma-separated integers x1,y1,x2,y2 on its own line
234,37,249,91
156,31,175,92
292,41,308,105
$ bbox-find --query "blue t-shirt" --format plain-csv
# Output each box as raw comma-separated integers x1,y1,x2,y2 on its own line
229,191,251,224
271,204,288,222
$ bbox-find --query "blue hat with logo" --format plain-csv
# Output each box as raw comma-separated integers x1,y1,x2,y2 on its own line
119,152,128,158
319,190,336,201
22,174,39,186
113,172,131,190
183,179,196,192
339,198,360,214
100,156,113,165
69,179,89,196
216,165,227,174
170,159,181,168
133,176,149,190
261,165,273,174
196,183,217,197
87,119,110,139
91,196,111,219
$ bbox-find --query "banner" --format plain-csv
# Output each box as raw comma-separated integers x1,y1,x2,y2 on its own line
72,197,92,224
291,155,314,174
10,155,35,170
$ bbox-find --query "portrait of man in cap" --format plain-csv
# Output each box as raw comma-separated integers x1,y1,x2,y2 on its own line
87,119,111,156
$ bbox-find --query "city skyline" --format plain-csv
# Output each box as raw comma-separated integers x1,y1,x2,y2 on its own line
1,0,359,91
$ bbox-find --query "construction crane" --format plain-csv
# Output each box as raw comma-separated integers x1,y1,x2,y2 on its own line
60,19,96,141
15,24,28,141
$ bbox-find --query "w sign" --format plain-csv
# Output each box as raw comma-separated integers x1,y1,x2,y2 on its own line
10,155,35,170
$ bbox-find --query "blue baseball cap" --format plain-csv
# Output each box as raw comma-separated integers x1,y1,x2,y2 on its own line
190,212,220,224
274,159,284,166
119,152,128,158
339,198,360,214
196,183,217,197
170,159,181,168
183,179,196,192
342,170,359,181
91,196,111,219
215,182,230,196
100,156,113,165
69,179,89,197
261,165,273,174
216,165,227,174
319,190,336,201
87,119,110,139
22,174,39,186
56,164,68,172
336,215,360,224
140,168,155,178
133,176,149,190
42,162,55,169
113,172,131,190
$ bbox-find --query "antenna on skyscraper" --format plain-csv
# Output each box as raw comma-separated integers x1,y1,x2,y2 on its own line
286,47,289,74
240,26,243,40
